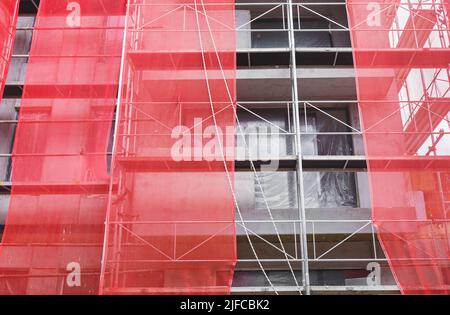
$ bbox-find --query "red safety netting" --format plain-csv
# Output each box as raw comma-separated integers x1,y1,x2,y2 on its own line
0,0,125,294
347,0,450,294
100,0,236,294
0,0,19,101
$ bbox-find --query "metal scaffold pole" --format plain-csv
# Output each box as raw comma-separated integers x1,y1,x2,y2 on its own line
287,0,311,295
99,0,131,294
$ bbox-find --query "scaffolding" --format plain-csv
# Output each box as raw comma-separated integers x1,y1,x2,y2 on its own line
0,0,19,102
99,0,237,295
0,0,125,294
0,0,448,295
347,0,450,294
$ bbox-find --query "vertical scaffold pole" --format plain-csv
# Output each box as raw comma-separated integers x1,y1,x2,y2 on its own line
287,0,311,295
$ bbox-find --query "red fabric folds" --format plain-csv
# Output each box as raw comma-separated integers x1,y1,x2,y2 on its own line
100,0,237,294
347,0,450,294
0,0,125,294
0,0,19,100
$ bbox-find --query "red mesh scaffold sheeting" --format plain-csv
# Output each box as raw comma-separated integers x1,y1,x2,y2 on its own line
0,0,19,101
0,0,125,294
100,0,237,294
347,0,450,294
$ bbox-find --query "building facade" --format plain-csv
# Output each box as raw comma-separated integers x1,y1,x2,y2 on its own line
0,0,448,294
